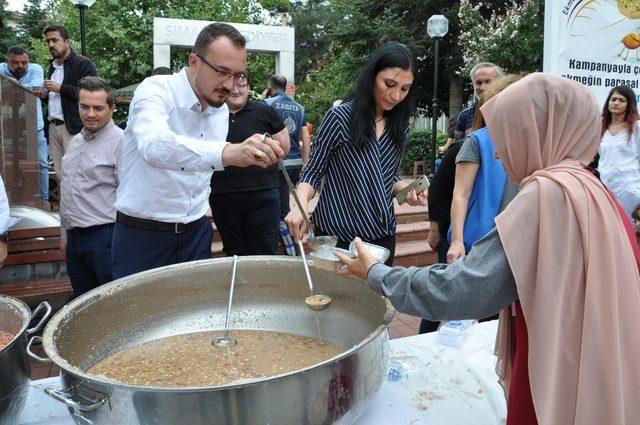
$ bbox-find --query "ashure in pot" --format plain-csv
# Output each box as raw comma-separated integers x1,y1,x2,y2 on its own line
36,256,394,425
0,295,51,424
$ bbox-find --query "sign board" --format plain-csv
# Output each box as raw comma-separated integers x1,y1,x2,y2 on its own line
544,0,640,106
153,18,295,83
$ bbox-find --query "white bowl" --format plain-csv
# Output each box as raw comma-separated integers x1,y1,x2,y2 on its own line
348,241,390,264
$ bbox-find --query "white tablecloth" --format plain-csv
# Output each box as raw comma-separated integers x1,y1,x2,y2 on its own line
355,320,506,425
18,321,506,425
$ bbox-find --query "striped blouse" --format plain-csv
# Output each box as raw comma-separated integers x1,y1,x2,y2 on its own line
300,102,405,241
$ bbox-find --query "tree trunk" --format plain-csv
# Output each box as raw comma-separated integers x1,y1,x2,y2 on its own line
448,75,464,121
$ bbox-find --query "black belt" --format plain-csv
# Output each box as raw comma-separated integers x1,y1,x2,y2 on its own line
69,223,113,233
50,119,64,126
116,212,204,234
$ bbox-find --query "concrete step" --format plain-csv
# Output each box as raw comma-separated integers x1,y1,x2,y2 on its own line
392,240,437,267
394,201,429,224
396,221,430,243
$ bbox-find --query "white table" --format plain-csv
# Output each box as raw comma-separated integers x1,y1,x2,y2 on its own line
355,320,506,425
18,321,506,425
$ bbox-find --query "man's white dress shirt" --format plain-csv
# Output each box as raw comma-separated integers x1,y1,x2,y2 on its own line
114,68,229,223
47,61,64,121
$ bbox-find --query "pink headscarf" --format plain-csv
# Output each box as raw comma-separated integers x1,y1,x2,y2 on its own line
481,73,640,425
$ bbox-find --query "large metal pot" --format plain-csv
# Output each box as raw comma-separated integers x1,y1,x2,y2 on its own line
34,256,394,425
0,295,51,424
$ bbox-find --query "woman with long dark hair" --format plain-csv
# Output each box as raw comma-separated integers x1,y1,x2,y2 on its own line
599,85,640,221
285,42,426,264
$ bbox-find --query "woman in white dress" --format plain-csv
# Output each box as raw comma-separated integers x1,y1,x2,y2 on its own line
599,85,640,222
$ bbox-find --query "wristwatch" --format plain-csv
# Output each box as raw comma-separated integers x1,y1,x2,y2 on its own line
0,231,9,242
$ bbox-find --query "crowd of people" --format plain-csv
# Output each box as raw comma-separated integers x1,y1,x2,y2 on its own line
0,19,639,425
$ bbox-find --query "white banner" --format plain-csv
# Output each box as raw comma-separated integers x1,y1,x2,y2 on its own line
544,0,640,107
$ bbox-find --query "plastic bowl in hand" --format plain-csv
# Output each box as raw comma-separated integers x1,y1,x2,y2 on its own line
307,235,339,252
348,241,390,264
309,248,354,272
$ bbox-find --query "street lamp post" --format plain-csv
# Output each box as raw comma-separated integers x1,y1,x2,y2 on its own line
69,0,96,57
426,15,449,176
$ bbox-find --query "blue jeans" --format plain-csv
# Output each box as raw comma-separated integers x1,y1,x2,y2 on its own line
37,128,49,202
111,216,213,280
66,224,114,297
210,188,280,256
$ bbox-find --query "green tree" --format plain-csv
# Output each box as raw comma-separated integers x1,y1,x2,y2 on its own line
40,0,272,91
294,0,466,125
17,0,48,57
289,0,341,79
0,0,18,55
295,51,354,125
458,0,544,75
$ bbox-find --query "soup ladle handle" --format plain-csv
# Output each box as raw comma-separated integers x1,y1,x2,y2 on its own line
223,255,238,339
298,239,314,295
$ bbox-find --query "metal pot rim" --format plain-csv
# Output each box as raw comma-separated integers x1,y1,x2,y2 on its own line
0,294,31,353
43,257,395,391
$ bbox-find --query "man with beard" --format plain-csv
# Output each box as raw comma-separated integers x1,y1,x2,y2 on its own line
36,26,97,182
0,46,50,210
112,23,284,278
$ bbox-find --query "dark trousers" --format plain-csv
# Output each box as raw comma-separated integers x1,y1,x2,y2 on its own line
419,221,451,334
317,226,396,267
210,188,280,256
279,166,302,220
66,224,114,297
112,216,213,280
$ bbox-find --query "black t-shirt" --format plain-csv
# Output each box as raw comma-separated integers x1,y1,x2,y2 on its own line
211,101,285,194
427,141,463,225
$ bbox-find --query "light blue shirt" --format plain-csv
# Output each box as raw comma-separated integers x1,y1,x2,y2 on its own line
263,92,306,160
115,68,229,223
0,62,44,130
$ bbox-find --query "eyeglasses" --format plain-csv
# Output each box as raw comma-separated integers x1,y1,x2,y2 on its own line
196,54,248,86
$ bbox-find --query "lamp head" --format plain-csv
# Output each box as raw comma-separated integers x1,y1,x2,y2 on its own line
427,15,449,39
69,0,96,7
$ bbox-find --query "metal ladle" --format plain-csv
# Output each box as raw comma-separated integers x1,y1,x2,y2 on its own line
275,151,332,311
298,240,332,311
213,255,239,347
276,154,337,252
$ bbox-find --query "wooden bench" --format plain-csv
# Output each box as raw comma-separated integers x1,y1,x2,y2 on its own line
0,226,73,310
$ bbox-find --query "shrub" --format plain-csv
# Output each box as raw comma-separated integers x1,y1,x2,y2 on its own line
400,127,448,175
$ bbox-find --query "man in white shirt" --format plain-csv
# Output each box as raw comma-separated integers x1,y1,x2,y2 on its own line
112,23,283,278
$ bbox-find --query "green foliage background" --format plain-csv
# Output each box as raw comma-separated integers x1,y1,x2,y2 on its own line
3,0,544,167
401,128,448,175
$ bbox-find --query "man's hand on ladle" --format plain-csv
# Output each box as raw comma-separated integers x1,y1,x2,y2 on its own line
334,237,378,281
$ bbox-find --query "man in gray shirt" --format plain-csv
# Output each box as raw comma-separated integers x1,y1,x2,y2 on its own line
59,77,122,296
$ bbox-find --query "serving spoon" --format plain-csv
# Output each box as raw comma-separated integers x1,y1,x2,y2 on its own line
298,240,332,311
213,255,239,347
270,135,337,252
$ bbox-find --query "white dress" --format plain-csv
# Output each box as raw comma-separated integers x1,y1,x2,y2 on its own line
599,121,640,222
